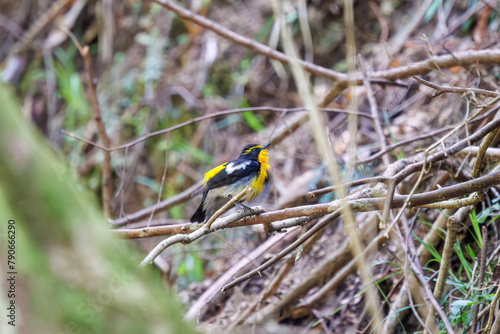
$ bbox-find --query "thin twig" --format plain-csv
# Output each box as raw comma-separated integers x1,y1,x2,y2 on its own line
368,1,388,43
308,175,388,198
62,106,372,152
403,219,456,333
148,133,170,227
424,208,465,331
11,0,72,53
471,225,489,331
151,0,342,84
109,181,202,226
359,55,390,166
484,284,500,333
184,227,300,321
153,0,500,84
414,76,500,98
204,186,251,229
62,27,113,217
399,217,436,334
118,169,500,239
140,204,267,266
472,128,500,178
357,106,498,165
221,208,343,292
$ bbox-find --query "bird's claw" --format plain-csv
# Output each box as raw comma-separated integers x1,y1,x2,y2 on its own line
235,202,254,219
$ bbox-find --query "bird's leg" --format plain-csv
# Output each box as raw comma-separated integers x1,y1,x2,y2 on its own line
234,201,255,218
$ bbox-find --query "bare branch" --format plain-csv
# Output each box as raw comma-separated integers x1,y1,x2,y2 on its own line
62,27,113,217
221,209,342,292
63,106,372,152
414,76,500,98
153,0,500,84
359,55,390,166
110,181,203,226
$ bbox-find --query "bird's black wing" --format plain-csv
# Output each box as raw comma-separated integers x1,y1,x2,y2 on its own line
205,159,260,190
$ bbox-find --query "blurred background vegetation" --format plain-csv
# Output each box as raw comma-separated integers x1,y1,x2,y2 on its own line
2,0,500,333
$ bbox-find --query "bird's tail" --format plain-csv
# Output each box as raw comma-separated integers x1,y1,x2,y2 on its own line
190,191,208,223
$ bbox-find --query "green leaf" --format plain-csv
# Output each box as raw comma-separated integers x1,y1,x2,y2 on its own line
423,0,443,24
239,99,264,132
465,245,476,260
449,299,474,317
454,240,472,280
413,231,441,263
242,111,265,132
354,271,402,298
469,209,483,248
135,175,161,193
178,254,204,283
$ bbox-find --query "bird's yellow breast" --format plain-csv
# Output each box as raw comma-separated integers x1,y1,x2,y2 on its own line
250,148,270,199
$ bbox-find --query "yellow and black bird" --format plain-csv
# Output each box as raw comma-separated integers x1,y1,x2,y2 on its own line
190,142,271,223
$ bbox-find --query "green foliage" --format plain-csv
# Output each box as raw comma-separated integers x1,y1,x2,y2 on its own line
423,0,443,24
53,46,91,128
449,299,474,324
311,305,342,327
123,106,149,137
161,139,213,163
413,231,442,264
135,28,168,85
462,18,474,33
354,272,401,299
468,204,500,248
165,185,184,219
469,209,484,248
20,64,46,94
135,174,162,193
177,253,204,286
412,210,494,331
241,100,265,132
319,22,345,52
454,239,472,281
435,205,500,330
332,59,348,73
0,83,197,334
254,15,275,43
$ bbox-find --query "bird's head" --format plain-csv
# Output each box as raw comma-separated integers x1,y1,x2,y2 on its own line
239,142,271,164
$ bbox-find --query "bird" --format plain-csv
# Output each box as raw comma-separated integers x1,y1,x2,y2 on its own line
190,142,271,223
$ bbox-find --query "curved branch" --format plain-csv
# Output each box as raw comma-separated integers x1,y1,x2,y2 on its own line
63,106,372,152
124,169,500,241
109,181,202,225
414,76,500,98
153,0,500,84
221,209,343,292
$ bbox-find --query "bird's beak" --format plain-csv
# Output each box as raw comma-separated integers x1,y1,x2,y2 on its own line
262,142,271,150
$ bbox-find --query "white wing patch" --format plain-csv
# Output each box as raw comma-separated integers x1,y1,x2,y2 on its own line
226,161,252,174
